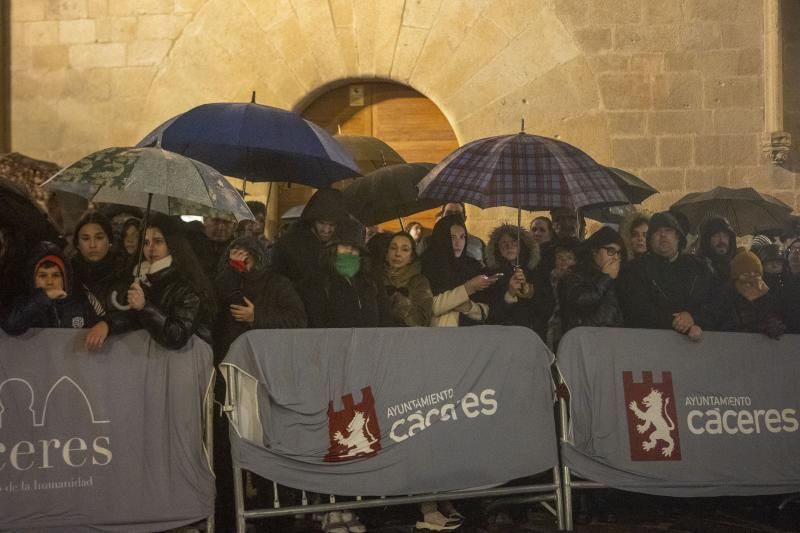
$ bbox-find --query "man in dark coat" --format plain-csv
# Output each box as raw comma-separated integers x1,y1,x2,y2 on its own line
184,215,236,282
696,215,736,283
781,235,800,333
270,188,350,283
618,212,725,339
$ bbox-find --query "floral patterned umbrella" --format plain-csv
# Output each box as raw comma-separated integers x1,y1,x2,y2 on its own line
41,146,254,222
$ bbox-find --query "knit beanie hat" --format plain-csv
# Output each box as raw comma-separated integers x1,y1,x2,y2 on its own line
730,247,763,280
758,243,783,264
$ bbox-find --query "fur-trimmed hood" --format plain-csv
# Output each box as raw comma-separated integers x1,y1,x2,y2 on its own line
485,224,539,271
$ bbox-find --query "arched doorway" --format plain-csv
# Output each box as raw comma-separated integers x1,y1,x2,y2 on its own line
278,81,459,233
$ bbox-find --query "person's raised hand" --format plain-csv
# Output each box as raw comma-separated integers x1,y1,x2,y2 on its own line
465,274,496,295
230,296,255,324
127,280,146,310
601,257,621,279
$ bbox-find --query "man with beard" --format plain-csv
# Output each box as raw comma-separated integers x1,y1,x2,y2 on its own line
696,215,736,283
618,212,724,340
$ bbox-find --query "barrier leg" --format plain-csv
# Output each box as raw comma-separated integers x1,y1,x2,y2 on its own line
233,462,246,533
558,377,573,531
205,384,215,533
552,465,565,531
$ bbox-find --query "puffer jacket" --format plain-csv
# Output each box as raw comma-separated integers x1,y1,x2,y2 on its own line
105,265,212,349
3,241,101,335
558,265,623,333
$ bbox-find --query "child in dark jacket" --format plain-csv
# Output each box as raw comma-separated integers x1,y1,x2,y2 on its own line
3,241,101,335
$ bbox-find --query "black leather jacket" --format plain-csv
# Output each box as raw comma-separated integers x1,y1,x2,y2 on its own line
558,266,624,332
105,265,212,349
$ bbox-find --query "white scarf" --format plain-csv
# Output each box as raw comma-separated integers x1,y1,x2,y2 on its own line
133,255,173,282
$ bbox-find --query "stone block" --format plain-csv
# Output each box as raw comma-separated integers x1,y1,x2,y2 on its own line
58,19,95,44
589,0,642,24
402,0,442,29
648,110,707,135
694,135,722,166
630,53,663,72
735,166,796,190
720,134,759,165
335,26,358,74
658,136,693,166
737,48,761,75
64,67,110,100
11,68,67,99
32,44,70,69
664,52,696,72
554,0,588,28
483,0,542,39
574,27,612,54
94,17,110,41
126,39,172,66
174,0,205,13
69,42,126,68
391,25,427,81
11,22,25,47
607,111,646,135
686,167,731,189
644,0,683,23
678,22,722,50
721,23,762,48
14,99,59,123
110,66,156,97
137,14,192,40
111,17,137,41
614,24,677,52
586,54,630,72
639,168,685,192
109,0,174,16
713,108,762,133
328,0,354,27
11,0,47,21
653,73,703,109
696,49,762,76
703,77,760,108
11,46,33,71
44,0,88,20
685,0,730,20
611,137,656,168
86,0,107,17
598,73,651,109
24,21,59,46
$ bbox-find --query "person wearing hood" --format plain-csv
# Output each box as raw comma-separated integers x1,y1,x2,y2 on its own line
84,214,215,351
3,241,101,335
558,227,626,340
299,230,393,328
383,232,433,327
696,215,736,283
618,212,725,340
421,215,496,327
619,211,650,261
70,211,128,314
214,236,307,356
271,188,350,284
720,248,785,338
780,233,800,333
484,224,538,328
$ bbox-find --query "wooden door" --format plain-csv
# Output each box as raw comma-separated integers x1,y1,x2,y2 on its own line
288,82,459,233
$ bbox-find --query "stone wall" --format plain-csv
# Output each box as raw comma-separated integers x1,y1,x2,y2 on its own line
784,0,800,173
8,0,798,238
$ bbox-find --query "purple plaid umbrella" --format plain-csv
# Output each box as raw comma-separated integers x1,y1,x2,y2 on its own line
417,132,628,211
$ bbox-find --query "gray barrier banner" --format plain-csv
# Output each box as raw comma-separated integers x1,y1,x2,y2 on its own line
558,327,800,496
0,329,215,531
222,326,558,496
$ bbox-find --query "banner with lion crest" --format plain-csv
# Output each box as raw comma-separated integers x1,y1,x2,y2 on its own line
221,326,558,496
558,327,800,496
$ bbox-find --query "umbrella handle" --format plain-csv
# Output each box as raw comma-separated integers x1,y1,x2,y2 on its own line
134,193,154,279
110,290,131,311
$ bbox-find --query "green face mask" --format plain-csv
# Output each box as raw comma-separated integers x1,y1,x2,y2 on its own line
334,253,361,278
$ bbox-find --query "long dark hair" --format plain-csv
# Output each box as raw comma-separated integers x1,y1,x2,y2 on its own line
145,214,217,315
421,214,482,295
72,210,114,257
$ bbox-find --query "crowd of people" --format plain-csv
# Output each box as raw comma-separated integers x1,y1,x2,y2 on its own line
1,186,799,531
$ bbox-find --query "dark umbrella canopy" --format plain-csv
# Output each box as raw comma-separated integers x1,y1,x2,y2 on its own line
670,186,793,236
0,178,64,246
137,102,361,187
342,163,440,226
582,167,658,223
416,132,628,210
333,135,406,174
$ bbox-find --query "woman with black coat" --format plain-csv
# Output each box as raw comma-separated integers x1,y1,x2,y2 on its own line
484,224,538,328
557,227,626,343
84,214,216,350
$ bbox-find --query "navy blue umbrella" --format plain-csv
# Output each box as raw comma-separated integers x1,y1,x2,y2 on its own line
137,100,361,187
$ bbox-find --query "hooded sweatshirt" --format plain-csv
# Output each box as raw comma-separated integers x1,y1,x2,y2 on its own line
3,241,100,335
697,215,736,283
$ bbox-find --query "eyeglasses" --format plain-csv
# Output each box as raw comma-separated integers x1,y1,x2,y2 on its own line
600,246,622,257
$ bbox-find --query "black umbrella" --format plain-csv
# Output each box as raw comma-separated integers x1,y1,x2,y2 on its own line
0,178,64,246
582,167,658,223
333,134,406,174
670,186,793,236
341,163,440,228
